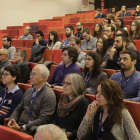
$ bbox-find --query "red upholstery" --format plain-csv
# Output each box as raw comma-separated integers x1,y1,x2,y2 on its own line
52,49,63,64
44,33,49,41
18,83,32,93
10,29,19,37
85,94,95,103
12,40,24,48
55,20,64,27
0,125,33,140
24,40,35,48
43,49,54,61
102,69,116,78
48,65,57,81
9,60,15,64
69,17,80,23
38,25,48,33
52,88,63,103
134,40,140,51
124,100,140,132
29,62,37,70
124,20,132,25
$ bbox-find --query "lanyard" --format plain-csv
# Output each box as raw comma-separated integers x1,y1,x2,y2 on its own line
97,108,106,140
120,70,136,89
0,91,7,109
86,37,93,50
51,43,55,49
84,72,92,84
65,37,73,47
29,89,37,120
58,117,62,123
60,64,75,79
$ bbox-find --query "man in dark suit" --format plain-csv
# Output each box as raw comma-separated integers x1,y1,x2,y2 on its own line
118,5,132,17
94,8,106,19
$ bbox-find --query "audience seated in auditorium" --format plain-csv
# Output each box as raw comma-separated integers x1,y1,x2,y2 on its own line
70,37,86,67
81,28,97,50
28,30,48,63
116,29,136,50
0,66,23,124
47,31,61,49
103,25,115,50
53,73,89,140
96,37,110,68
18,26,34,40
111,22,120,33
110,50,140,102
0,49,12,72
82,52,107,95
106,34,140,71
94,8,106,19
8,64,56,136
60,26,75,49
92,23,103,39
133,5,140,16
117,4,132,17
0,71,3,90
75,22,84,40
129,21,140,40
102,17,111,32
111,6,118,16
107,14,116,23
48,47,81,89
34,124,68,140
13,50,31,83
77,79,140,140
135,14,140,23
117,18,127,31
2,36,16,60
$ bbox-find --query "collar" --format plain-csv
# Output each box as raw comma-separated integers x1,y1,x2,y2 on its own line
5,45,11,49
121,69,137,78
32,85,43,93
5,85,19,94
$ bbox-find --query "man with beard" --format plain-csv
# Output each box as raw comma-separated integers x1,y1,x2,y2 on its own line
60,26,75,49
106,34,140,71
81,28,98,50
110,50,140,102
75,22,84,40
2,36,16,60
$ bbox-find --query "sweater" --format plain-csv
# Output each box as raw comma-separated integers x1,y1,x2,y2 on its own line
47,41,61,49
0,59,12,72
77,108,140,140
0,85,23,124
18,34,34,40
9,84,56,132
53,97,90,140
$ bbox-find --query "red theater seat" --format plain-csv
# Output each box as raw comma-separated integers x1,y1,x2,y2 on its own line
29,62,37,70
12,40,24,48
69,17,80,23
53,89,63,103
44,49,54,61
102,69,116,78
85,94,95,103
18,83,32,93
0,125,33,140
38,25,48,33
55,20,64,27
52,49,63,64
10,29,19,37
134,40,140,51
24,40,35,48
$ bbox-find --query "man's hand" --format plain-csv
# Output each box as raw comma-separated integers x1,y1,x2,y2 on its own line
110,45,116,59
7,119,21,131
35,39,39,45
103,34,108,39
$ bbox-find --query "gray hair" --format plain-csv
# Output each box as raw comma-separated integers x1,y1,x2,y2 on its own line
26,26,31,31
34,64,50,81
0,48,9,57
64,73,86,96
36,124,68,140
16,49,27,61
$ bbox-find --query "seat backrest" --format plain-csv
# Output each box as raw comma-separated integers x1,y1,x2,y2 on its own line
43,49,54,61
52,49,63,64
24,40,35,48
12,40,25,48
10,29,19,37
48,65,57,81
18,83,32,93
30,25,38,33
102,69,116,78
0,125,33,140
38,25,48,33
29,62,37,70
52,89,63,103
124,100,140,132
134,40,140,51
85,94,95,103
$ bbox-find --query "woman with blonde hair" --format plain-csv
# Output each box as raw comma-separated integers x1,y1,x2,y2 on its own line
53,73,89,140
77,79,140,140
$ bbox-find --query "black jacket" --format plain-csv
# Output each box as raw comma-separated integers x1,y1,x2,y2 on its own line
106,47,140,71
94,13,106,19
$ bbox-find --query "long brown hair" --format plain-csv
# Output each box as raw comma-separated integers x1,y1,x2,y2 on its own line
92,23,103,39
97,79,125,124
129,21,140,39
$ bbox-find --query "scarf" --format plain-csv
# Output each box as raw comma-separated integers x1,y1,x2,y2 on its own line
108,35,115,47
13,61,29,69
57,94,84,117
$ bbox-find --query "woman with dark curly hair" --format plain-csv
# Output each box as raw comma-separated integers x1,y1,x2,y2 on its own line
82,52,108,95
92,23,103,39
77,79,140,140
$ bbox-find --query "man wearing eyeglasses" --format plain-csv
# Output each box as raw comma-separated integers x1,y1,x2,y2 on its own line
28,30,48,63
0,49,12,72
2,36,16,60
106,34,140,71
103,25,115,50
8,64,56,136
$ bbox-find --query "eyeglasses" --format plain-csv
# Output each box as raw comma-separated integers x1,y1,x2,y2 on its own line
104,30,111,32
14,54,20,56
35,36,40,38
30,72,41,76
62,82,72,86
84,58,93,61
131,24,136,26
2,73,11,77
0,53,6,56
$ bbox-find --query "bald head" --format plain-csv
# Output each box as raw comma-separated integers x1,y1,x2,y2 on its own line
24,26,31,35
0,49,8,61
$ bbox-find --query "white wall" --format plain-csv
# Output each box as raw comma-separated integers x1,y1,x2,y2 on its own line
0,0,82,29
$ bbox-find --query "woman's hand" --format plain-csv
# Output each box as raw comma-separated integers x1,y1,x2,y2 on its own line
85,101,99,121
